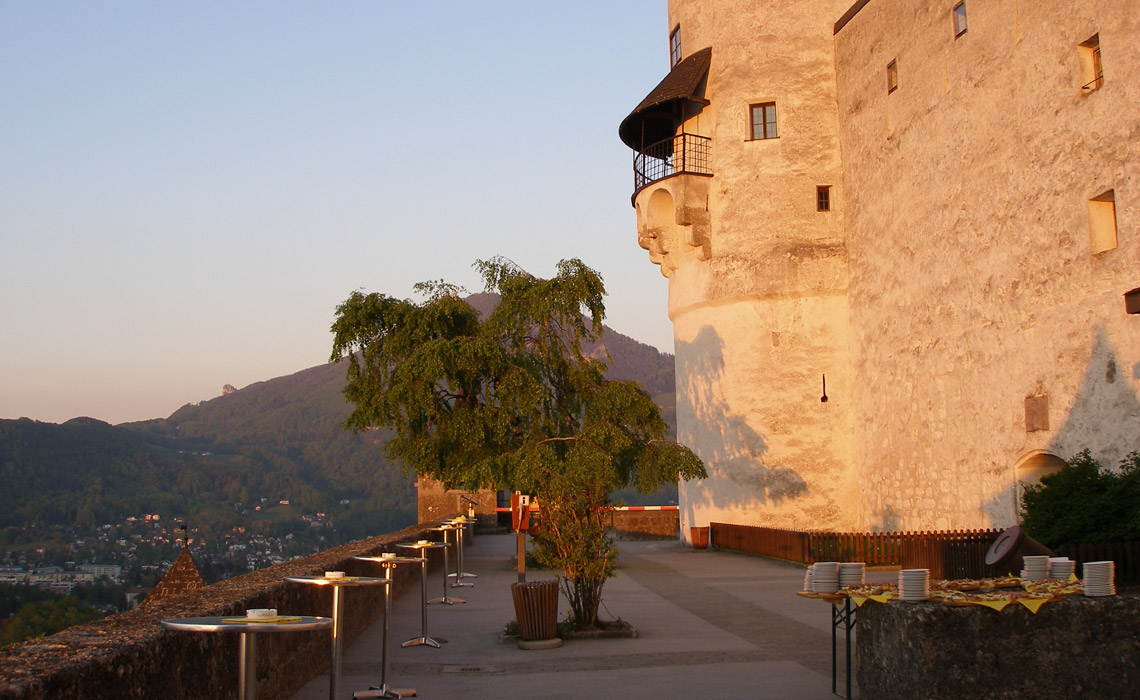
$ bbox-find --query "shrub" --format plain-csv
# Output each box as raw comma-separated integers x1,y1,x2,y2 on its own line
1021,450,1140,548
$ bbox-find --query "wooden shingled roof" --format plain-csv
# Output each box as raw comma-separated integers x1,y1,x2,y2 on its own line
144,546,206,605
619,47,712,151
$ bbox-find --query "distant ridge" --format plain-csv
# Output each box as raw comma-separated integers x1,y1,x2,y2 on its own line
0,295,677,536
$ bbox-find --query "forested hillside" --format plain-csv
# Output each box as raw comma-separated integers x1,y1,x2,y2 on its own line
1,299,677,539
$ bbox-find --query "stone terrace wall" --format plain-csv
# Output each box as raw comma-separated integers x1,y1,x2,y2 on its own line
857,594,1140,699
0,521,452,700
610,509,678,540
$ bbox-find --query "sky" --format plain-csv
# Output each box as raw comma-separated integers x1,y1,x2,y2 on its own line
1,1,675,425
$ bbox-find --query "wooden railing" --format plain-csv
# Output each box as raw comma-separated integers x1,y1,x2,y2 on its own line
1057,541,1140,587
710,523,1003,579
709,523,1140,585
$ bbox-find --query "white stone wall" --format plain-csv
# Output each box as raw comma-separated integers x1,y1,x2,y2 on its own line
635,0,1139,538
651,0,864,536
834,0,1140,530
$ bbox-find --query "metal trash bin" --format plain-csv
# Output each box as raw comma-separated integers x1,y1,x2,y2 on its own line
511,579,559,640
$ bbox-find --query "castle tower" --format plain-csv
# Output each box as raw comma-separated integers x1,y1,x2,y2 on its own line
624,0,1140,537
620,0,863,537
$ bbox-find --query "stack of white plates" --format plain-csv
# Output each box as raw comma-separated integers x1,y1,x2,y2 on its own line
840,562,866,587
804,565,814,592
811,562,841,594
898,569,930,601
1023,555,1051,581
1049,557,1075,579
1083,561,1116,597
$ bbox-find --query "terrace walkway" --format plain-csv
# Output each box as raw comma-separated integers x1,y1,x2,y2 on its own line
293,533,877,700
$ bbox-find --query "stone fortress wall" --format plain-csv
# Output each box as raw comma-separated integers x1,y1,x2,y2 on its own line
834,0,1139,530
630,0,1140,537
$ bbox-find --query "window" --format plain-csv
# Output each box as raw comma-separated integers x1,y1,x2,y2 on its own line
887,59,898,93
1088,189,1117,254
817,186,831,212
1079,34,1103,91
749,102,778,140
669,26,681,67
953,2,967,38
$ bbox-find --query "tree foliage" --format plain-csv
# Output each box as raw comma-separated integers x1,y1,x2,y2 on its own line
0,596,101,647
1021,450,1140,548
331,257,706,627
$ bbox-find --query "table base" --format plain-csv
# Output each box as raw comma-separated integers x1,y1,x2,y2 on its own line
353,683,417,699
402,635,447,648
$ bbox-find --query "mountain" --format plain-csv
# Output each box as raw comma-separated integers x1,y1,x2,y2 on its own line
0,302,677,537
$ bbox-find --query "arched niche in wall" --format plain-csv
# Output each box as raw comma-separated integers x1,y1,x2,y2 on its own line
1013,451,1066,515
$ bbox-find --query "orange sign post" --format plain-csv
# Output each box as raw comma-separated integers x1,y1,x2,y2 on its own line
510,492,531,583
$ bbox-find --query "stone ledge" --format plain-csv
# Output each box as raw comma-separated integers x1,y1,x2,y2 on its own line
857,593,1140,700
0,521,453,700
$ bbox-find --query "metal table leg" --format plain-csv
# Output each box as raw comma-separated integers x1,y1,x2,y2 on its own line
449,521,476,585
329,586,344,700
831,598,856,698
239,632,257,700
356,564,415,699
402,558,447,647
429,536,464,605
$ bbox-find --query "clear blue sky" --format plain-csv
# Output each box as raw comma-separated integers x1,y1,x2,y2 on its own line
1,1,675,425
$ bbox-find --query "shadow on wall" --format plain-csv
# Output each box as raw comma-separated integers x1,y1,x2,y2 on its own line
981,326,1140,530
1048,326,1140,461
675,325,808,527
870,505,903,534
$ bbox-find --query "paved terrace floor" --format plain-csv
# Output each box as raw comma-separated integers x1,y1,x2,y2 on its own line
293,533,891,700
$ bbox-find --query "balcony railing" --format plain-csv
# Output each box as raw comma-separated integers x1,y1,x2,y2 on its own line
633,133,712,194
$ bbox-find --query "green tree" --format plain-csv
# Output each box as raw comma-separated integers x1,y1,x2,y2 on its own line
1021,450,1140,547
0,596,102,646
331,257,706,628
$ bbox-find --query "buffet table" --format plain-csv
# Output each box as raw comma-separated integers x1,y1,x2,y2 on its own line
856,593,1140,699
801,576,1137,700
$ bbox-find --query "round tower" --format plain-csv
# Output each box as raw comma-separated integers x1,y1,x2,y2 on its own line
620,0,863,537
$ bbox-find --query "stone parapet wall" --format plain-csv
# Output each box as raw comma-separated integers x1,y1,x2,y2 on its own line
610,509,679,540
0,522,447,700
857,594,1140,699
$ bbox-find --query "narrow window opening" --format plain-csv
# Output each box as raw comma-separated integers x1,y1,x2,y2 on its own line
1078,34,1103,91
1088,189,1118,254
669,26,682,68
817,186,831,212
749,102,778,141
887,59,898,93
953,2,968,38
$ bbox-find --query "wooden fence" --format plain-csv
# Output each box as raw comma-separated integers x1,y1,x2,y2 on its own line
709,522,1140,585
1057,541,1140,587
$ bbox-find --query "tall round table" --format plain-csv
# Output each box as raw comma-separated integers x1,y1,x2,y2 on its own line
160,615,332,700
285,575,391,700
425,527,466,604
396,541,451,647
445,517,476,586
353,554,426,699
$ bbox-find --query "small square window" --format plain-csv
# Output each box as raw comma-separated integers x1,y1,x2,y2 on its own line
1079,34,1103,91
669,26,682,67
749,102,778,140
953,2,968,38
1089,189,1117,254
817,186,831,212
887,60,898,93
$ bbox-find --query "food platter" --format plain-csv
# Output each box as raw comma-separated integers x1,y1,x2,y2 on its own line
820,576,1084,611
